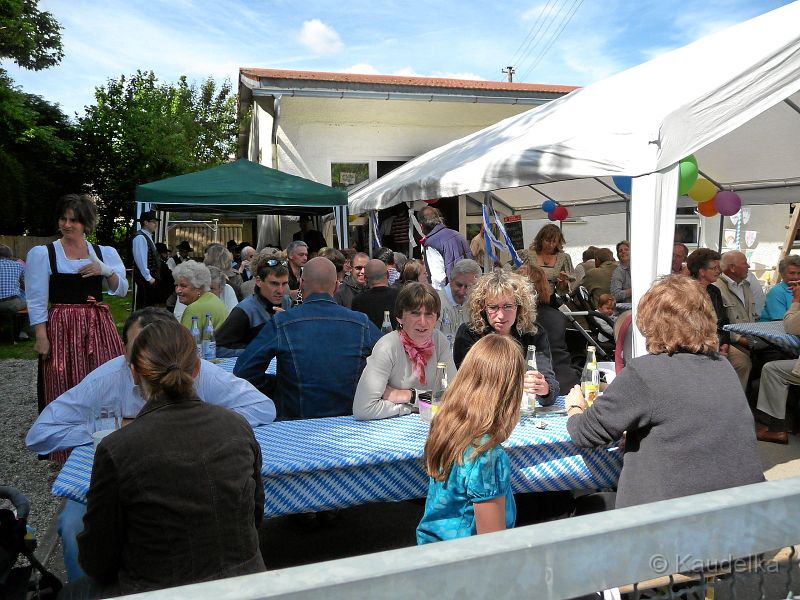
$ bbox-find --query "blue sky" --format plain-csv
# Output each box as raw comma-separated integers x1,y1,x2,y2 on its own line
4,0,792,118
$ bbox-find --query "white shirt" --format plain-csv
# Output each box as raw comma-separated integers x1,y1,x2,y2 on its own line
25,356,276,454
25,241,128,326
719,273,749,308
132,229,155,281
425,247,446,290
747,271,765,316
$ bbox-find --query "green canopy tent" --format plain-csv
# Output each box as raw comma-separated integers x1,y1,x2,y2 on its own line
135,158,347,216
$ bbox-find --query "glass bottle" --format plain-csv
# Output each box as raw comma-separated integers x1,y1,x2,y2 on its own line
522,345,537,416
381,310,393,335
430,362,449,417
581,345,599,407
190,316,202,359
440,311,454,349
202,313,216,360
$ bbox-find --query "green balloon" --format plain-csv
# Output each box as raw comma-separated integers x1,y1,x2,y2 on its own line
678,155,698,195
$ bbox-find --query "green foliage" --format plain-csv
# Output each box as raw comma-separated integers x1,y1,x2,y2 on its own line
0,0,63,70
76,71,237,244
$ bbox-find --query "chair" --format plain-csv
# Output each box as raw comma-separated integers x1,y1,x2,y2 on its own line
614,311,633,373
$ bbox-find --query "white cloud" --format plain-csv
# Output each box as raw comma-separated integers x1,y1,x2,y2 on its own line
342,63,381,75
433,71,484,80
392,66,421,77
521,2,564,21
297,19,344,55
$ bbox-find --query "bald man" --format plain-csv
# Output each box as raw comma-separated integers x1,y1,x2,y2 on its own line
235,257,382,419
351,259,400,330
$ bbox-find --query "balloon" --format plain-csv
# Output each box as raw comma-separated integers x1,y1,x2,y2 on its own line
547,210,559,221
552,206,569,221
697,198,718,217
542,199,557,213
612,176,632,195
714,191,742,216
678,155,698,195
688,178,717,203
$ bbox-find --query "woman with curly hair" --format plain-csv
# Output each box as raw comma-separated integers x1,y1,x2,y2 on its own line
452,269,559,406
525,223,574,297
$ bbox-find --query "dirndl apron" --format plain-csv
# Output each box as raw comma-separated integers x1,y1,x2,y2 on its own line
38,242,125,463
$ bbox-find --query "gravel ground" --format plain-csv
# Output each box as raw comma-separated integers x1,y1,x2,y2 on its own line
0,359,63,571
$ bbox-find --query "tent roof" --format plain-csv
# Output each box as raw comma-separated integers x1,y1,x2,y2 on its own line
136,159,347,216
349,1,800,215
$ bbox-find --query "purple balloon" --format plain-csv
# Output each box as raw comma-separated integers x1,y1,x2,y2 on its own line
714,191,742,216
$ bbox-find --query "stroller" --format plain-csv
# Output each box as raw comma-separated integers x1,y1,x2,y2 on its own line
553,286,617,363
0,486,62,600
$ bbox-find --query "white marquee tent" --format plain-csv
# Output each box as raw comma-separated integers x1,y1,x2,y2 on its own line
349,0,800,354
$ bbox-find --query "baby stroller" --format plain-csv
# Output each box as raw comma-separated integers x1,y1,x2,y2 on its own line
554,287,617,362
0,486,62,600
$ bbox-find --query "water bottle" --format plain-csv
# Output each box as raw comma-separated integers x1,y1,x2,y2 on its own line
190,316,202,358
440,311,454,349
381,310,393,335
431,362,449,417
202,313,216,360
522,345,537,416
581,345,599,407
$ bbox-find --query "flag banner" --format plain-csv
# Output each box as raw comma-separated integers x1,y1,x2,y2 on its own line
493,209,522,267
370,211,381,249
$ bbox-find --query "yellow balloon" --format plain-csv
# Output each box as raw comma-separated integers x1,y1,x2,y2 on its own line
688,178,717,203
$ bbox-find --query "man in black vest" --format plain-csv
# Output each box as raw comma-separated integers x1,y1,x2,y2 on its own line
132,210,161,310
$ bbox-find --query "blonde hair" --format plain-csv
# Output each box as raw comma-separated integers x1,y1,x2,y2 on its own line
466,269,537,335
424,334,524,481
636,274,719,355
129,320,199,401
204,243,233,274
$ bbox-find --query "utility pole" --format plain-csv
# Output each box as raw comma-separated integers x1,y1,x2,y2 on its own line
501,66,515,82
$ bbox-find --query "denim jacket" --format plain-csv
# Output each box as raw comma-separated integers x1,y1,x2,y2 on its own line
234,293,382,419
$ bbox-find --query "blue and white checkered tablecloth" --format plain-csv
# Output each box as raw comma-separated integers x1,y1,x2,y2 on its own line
213,356,277,376
724,321,800,354
53,398,621,518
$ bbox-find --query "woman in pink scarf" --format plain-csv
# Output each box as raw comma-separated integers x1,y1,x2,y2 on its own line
353,283,456,420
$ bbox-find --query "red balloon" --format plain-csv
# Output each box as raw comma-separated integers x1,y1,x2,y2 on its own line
697,198,718,217
547,210,559,221
552,206,568,221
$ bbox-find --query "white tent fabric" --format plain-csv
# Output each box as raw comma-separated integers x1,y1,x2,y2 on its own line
349,1,800,355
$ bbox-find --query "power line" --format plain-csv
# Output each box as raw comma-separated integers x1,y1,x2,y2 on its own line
507,0,562,68
519,0,584,81
513,0,573,79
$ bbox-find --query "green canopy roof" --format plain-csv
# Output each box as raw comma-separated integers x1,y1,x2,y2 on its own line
135,159,346,215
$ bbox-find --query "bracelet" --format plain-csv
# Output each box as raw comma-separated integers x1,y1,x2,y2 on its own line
567,404,584,412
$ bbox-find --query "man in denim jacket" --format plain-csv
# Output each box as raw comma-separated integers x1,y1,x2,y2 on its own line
235,257,382,420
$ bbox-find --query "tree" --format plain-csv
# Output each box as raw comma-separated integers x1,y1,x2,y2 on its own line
76,71,237,244
0,0,63,70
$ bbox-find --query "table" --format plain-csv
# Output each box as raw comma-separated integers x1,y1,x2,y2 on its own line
724,322,800,355
52,398,622,518
214,356,277,376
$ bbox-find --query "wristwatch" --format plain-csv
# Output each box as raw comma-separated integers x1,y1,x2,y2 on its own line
408,388,417,405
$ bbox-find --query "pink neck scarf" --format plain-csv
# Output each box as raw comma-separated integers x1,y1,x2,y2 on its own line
398,329,435,386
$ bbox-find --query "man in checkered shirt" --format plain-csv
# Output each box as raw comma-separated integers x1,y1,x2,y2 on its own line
0,244,26,336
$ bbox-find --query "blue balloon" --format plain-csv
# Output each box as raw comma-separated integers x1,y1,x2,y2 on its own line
612,176,632,195
542,199,557,213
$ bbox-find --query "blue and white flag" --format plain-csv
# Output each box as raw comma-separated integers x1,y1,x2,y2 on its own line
493,210,523,267
370,211,382,249
481,205,504,265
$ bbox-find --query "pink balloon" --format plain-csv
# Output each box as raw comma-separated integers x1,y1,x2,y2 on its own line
714,191,742,216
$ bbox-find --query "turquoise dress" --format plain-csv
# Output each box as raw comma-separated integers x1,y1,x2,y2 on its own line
416,442,516,544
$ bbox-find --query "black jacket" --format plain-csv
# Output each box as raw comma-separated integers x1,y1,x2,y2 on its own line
453,322,560,405
706,283,732,346
351,285,399,330
535,304,581,392
78,394,265,594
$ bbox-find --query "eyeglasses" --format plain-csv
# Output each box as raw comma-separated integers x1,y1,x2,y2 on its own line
265,259,288,267
486,303,518,314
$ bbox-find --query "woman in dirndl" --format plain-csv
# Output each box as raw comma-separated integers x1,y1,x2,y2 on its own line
26,194,128,462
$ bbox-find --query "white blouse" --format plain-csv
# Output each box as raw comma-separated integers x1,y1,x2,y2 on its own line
25,240,128,326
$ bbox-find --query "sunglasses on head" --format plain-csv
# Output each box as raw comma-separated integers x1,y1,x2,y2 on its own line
265,259,288,267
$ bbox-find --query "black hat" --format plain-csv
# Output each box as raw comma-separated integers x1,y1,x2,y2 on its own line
176,240,193,252
139,210,160,223
155,242,170,253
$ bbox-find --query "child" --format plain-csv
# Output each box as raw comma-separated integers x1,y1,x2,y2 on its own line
416,334,524,544
594,293,617,343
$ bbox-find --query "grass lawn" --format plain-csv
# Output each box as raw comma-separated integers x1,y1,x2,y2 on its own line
0,283,133,360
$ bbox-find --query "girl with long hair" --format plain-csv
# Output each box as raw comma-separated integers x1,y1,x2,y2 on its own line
417,334,524,543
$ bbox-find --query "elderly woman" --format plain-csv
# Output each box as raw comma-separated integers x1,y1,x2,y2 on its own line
687,248,730,353
525,224,574,297
610,240,632,303
353,283,455,420
26,195,127,462
204,243,243,301
172,260,229,330
70,319,265,597
566,275,764,509
516,263,580,392
453,269,559,405
398,259,429,286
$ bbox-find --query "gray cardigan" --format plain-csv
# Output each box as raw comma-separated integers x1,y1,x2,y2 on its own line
567,352,764,508
353,330,456,420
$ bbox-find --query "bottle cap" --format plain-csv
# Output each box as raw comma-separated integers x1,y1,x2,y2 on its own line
436,362,447,368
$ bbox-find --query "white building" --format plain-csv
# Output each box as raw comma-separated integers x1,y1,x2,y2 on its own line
238,68,791,276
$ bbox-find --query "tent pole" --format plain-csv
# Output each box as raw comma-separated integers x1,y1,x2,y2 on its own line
483,192,492,273
717,214,724,252
368,211,374,257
